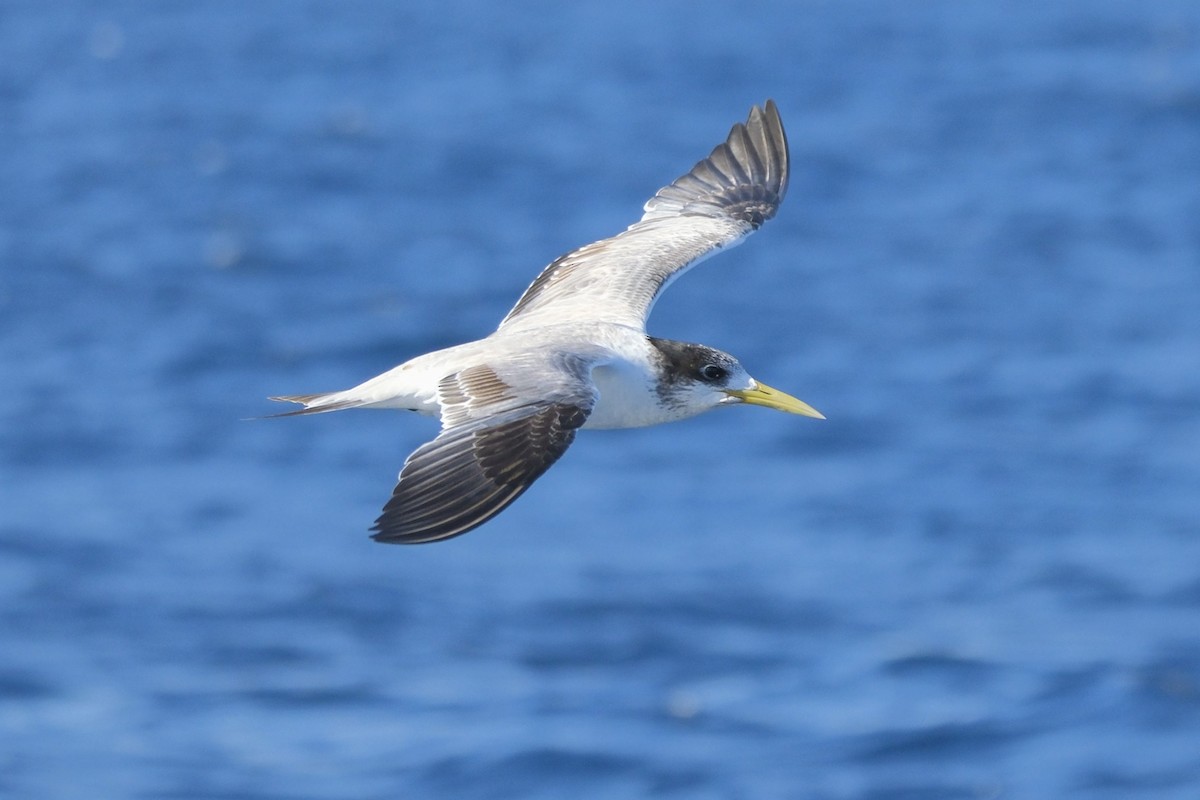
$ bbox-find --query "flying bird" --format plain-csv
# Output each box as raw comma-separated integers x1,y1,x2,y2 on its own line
273,100,823,543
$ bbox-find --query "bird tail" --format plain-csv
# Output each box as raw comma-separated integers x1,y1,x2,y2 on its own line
266,391,368,417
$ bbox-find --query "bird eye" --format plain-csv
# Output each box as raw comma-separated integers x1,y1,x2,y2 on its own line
700,364,727,382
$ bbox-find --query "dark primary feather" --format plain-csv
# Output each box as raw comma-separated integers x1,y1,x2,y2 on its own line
640,99,789,228
371,401,591,544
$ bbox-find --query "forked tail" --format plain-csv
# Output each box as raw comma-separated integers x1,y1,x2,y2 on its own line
266,392,368,417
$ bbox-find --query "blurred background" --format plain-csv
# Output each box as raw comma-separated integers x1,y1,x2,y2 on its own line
2,1,1199,798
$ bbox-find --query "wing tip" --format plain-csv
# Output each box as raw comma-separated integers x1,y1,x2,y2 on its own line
368,483,526,544
641,99,789,226
367,401,591,545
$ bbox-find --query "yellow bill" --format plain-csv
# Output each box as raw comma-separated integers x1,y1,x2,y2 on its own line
724,380,825,419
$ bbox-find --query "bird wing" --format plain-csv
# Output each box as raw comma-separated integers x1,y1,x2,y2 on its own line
497,100,789,334
371,361,595,544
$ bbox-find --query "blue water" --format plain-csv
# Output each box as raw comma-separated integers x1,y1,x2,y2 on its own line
3,1,1200,798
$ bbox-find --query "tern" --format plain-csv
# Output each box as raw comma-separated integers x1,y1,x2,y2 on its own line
273,100,823,543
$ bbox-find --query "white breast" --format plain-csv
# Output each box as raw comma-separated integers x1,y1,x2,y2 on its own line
584,359,672,429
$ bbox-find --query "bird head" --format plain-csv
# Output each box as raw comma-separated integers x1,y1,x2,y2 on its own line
649,338,824,420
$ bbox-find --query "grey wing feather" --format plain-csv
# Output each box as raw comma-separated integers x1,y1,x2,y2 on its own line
371,401,591,543
498,100,789,333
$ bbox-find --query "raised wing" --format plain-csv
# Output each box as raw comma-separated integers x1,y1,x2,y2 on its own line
371,364,595,544
498,100,789,333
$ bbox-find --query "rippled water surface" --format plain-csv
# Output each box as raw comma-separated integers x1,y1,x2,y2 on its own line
3,2,1200,798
